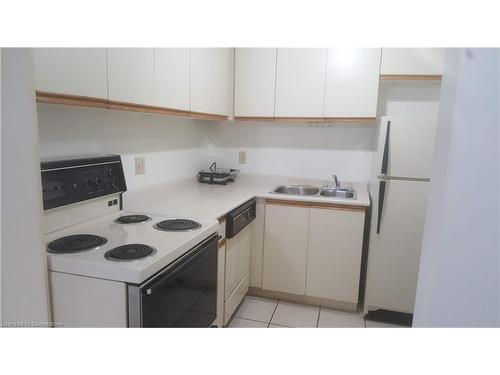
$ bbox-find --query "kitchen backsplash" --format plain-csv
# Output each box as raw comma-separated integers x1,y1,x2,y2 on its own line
37,82,440,190
37,104,213,190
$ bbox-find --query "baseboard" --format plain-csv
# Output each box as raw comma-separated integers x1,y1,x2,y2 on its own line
248,287,358,312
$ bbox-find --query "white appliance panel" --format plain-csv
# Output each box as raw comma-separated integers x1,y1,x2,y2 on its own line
366,179,429,313
378,116,437,179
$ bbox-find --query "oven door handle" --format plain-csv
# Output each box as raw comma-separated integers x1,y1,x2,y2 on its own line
144,236,219,295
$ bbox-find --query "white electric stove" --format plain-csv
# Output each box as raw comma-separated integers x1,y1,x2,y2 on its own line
41,155,219,327
46,210,218,284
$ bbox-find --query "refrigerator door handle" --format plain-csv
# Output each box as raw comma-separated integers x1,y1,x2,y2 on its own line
381,120,391,175
376,120,391,234
376,180,386,234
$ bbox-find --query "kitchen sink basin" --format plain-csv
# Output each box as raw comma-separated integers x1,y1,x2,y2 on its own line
320,188,356,199
272,185,320,196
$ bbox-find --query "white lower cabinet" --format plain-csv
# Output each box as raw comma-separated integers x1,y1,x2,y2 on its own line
306,207,365,304
262,202,309,295
262,200,366,306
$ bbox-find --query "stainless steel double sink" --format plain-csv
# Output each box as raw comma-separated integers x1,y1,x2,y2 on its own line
271,184,357,199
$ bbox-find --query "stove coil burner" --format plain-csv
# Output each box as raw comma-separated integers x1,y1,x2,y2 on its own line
154,219,202,232
115,214,151,224
48,234,107,254
105,244,155,261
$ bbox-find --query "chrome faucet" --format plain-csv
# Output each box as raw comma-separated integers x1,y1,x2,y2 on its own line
332,175,340,189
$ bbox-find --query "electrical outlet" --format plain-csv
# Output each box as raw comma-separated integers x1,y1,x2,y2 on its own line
239,151,247,164
135,157,145,175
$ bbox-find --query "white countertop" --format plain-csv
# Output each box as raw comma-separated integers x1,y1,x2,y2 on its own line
123,174,370,220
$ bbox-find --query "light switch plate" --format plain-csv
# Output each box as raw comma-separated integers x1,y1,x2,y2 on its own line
135,157,146,175
239,151,247,164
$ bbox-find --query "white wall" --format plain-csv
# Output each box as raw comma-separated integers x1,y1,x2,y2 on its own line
377,81,441,117
36,64,442,189
37,105,214,191
209,83,441,183
1,49,50,324
208,122,376,182
413,48,500,327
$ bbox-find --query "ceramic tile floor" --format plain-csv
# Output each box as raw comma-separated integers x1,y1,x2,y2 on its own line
226,296,407,328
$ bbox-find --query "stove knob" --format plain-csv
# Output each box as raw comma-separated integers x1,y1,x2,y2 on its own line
85,178,93,187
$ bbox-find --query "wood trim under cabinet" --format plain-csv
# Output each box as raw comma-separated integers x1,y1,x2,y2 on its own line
233,116,275,122
266,199,367,212
379,74,442,81
310,202,367,213
35,91,108,109
217,215,226,223
36,91,230,121
266,199,311,208
218,238,226,248
234,116,376,124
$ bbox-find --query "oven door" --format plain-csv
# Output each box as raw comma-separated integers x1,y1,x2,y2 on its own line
128,233,219,328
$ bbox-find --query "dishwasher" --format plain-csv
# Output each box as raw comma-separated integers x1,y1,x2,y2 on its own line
223,199,256,325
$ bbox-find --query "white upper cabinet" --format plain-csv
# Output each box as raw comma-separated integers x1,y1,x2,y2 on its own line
107,48,155,105
275,48,328,117
154,48,190,111
190,48,214,114
380,48,445,76
323,48,381,118
234,48,277,117
33,48,107,98
191,48,234,116
212,48,234,116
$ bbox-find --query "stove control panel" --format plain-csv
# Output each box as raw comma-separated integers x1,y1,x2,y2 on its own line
41,155,127,210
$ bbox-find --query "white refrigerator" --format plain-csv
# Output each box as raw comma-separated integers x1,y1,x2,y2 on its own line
364,116,437,315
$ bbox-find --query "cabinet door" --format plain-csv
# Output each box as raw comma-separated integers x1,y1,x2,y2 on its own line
154,48,190,111
380,48,445,75
33,48,107,98
275,48,328,117
263,202,309,295
107,48,155,105
224,225,251,300
234,48,277,117
323,48,381,117
212,48,234,116
191,48,234,116
306,207,365,304
190,48,213,114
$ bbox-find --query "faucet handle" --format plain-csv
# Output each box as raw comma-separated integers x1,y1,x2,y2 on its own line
332,174,340,189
